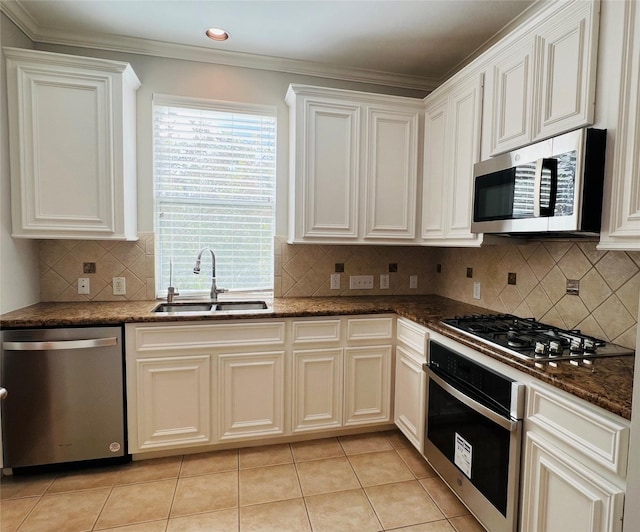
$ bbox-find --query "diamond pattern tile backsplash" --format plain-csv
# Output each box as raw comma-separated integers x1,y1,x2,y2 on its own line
39,232,155,302
38,234,638,350
432,240,639,349
274,236,435,297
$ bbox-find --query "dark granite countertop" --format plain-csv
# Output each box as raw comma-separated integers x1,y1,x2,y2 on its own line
1,295,633,420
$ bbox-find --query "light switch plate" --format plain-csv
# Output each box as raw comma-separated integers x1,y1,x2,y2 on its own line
409,275,418,289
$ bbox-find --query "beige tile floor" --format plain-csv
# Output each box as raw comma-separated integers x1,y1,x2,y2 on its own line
0,430,486,532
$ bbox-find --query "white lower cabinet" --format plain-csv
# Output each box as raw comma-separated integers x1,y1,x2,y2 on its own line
344,345,392,426
135,355,211,451
292,348,343,432
218,351,285,441
125,315,394,456
393,318,428,451
521,432,625,532
394,345,425,451
521,381,629,532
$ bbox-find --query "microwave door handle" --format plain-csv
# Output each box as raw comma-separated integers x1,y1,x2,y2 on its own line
544,157,558,216
533,158,543,217
534,158,559,217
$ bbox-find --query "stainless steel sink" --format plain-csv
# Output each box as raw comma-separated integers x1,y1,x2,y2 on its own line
153,300,269,313
214,301,268,311
153,302,214,313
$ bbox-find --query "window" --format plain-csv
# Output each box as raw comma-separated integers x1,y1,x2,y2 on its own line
153,95,276,298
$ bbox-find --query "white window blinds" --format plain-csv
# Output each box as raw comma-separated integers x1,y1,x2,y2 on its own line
153,96,276,297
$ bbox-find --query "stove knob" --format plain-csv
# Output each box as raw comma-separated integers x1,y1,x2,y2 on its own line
549,340,563,356
583,339,596,353
570,338,583,353
534,341,548,357
570,359,581,367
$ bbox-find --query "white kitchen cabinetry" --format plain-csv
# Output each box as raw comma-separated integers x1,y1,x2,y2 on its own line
343,317,394,425
286,84,420,244
521,381,629,532
486,36,536,155
393,318,428,451
485,0,599,155
125,320,286,453
218,350,286,441
291,319,343,432
126,316,394,456
422,72,483,246
4,48,140,240
599,0,640,250
135,355,212,451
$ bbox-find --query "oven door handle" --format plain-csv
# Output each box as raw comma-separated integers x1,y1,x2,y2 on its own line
423,364,519,432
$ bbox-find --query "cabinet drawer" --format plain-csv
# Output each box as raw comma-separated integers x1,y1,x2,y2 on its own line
346,317,393,341
527,382,630,476
133,321,286,351
292,320,341,344
396,318,428,353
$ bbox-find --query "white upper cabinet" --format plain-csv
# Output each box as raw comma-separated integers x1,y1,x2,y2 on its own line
4,48,140,240
421,72,484,246
599,0,640,250
486,36,536,155
484,0,600,156
286,84,420,244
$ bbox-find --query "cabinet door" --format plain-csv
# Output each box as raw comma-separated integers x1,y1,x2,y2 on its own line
521,432,625,532
364,107,418,239
134,355,211,452
292,348,343,432
4,49,139,240
344,345,392,426
394,345,426,451
444,74,484,242
489,37,536,155
421,97,448,240
218,351,285,440
600,0,640,250
300,100,360,239
533,1,598,141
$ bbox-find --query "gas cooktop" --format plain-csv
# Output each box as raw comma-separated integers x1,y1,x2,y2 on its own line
442,314,634,368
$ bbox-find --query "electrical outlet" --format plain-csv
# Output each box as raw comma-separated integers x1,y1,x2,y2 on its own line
473,281,481,300
380,274,390,289
113,277,126,295
77,277,90,295
466,267,473,278
330,273,341,290
409,275,418,289
508,272,517,285
349,275,374,289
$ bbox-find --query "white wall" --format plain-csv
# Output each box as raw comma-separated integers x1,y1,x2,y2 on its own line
0,13,40,313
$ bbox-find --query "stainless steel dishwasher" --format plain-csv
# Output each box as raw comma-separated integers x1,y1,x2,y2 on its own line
1,326,127,469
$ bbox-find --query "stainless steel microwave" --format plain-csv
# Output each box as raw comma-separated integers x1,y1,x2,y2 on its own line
471,128,606,236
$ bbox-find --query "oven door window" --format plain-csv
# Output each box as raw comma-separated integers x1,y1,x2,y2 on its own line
427,378,510,516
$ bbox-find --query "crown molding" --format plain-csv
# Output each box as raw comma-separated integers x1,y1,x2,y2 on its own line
0,0,439,92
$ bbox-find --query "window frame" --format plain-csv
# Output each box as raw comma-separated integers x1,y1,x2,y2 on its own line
152,94,277,299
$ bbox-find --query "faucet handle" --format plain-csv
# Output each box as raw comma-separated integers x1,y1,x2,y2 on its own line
167,286,179,302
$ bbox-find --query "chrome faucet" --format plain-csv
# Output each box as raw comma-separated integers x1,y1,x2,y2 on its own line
193,247,227,302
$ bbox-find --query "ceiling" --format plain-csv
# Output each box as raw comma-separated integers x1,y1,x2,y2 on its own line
1,0,536,90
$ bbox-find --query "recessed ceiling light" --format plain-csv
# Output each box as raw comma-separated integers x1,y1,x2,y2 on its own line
205,28,230,41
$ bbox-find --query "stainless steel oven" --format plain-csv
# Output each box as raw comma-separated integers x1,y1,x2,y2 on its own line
423,340,525,532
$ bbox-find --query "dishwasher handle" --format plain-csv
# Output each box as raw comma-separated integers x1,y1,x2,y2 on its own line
2,337,118,351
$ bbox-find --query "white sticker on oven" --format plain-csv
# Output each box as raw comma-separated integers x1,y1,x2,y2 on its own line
454,432,472,478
